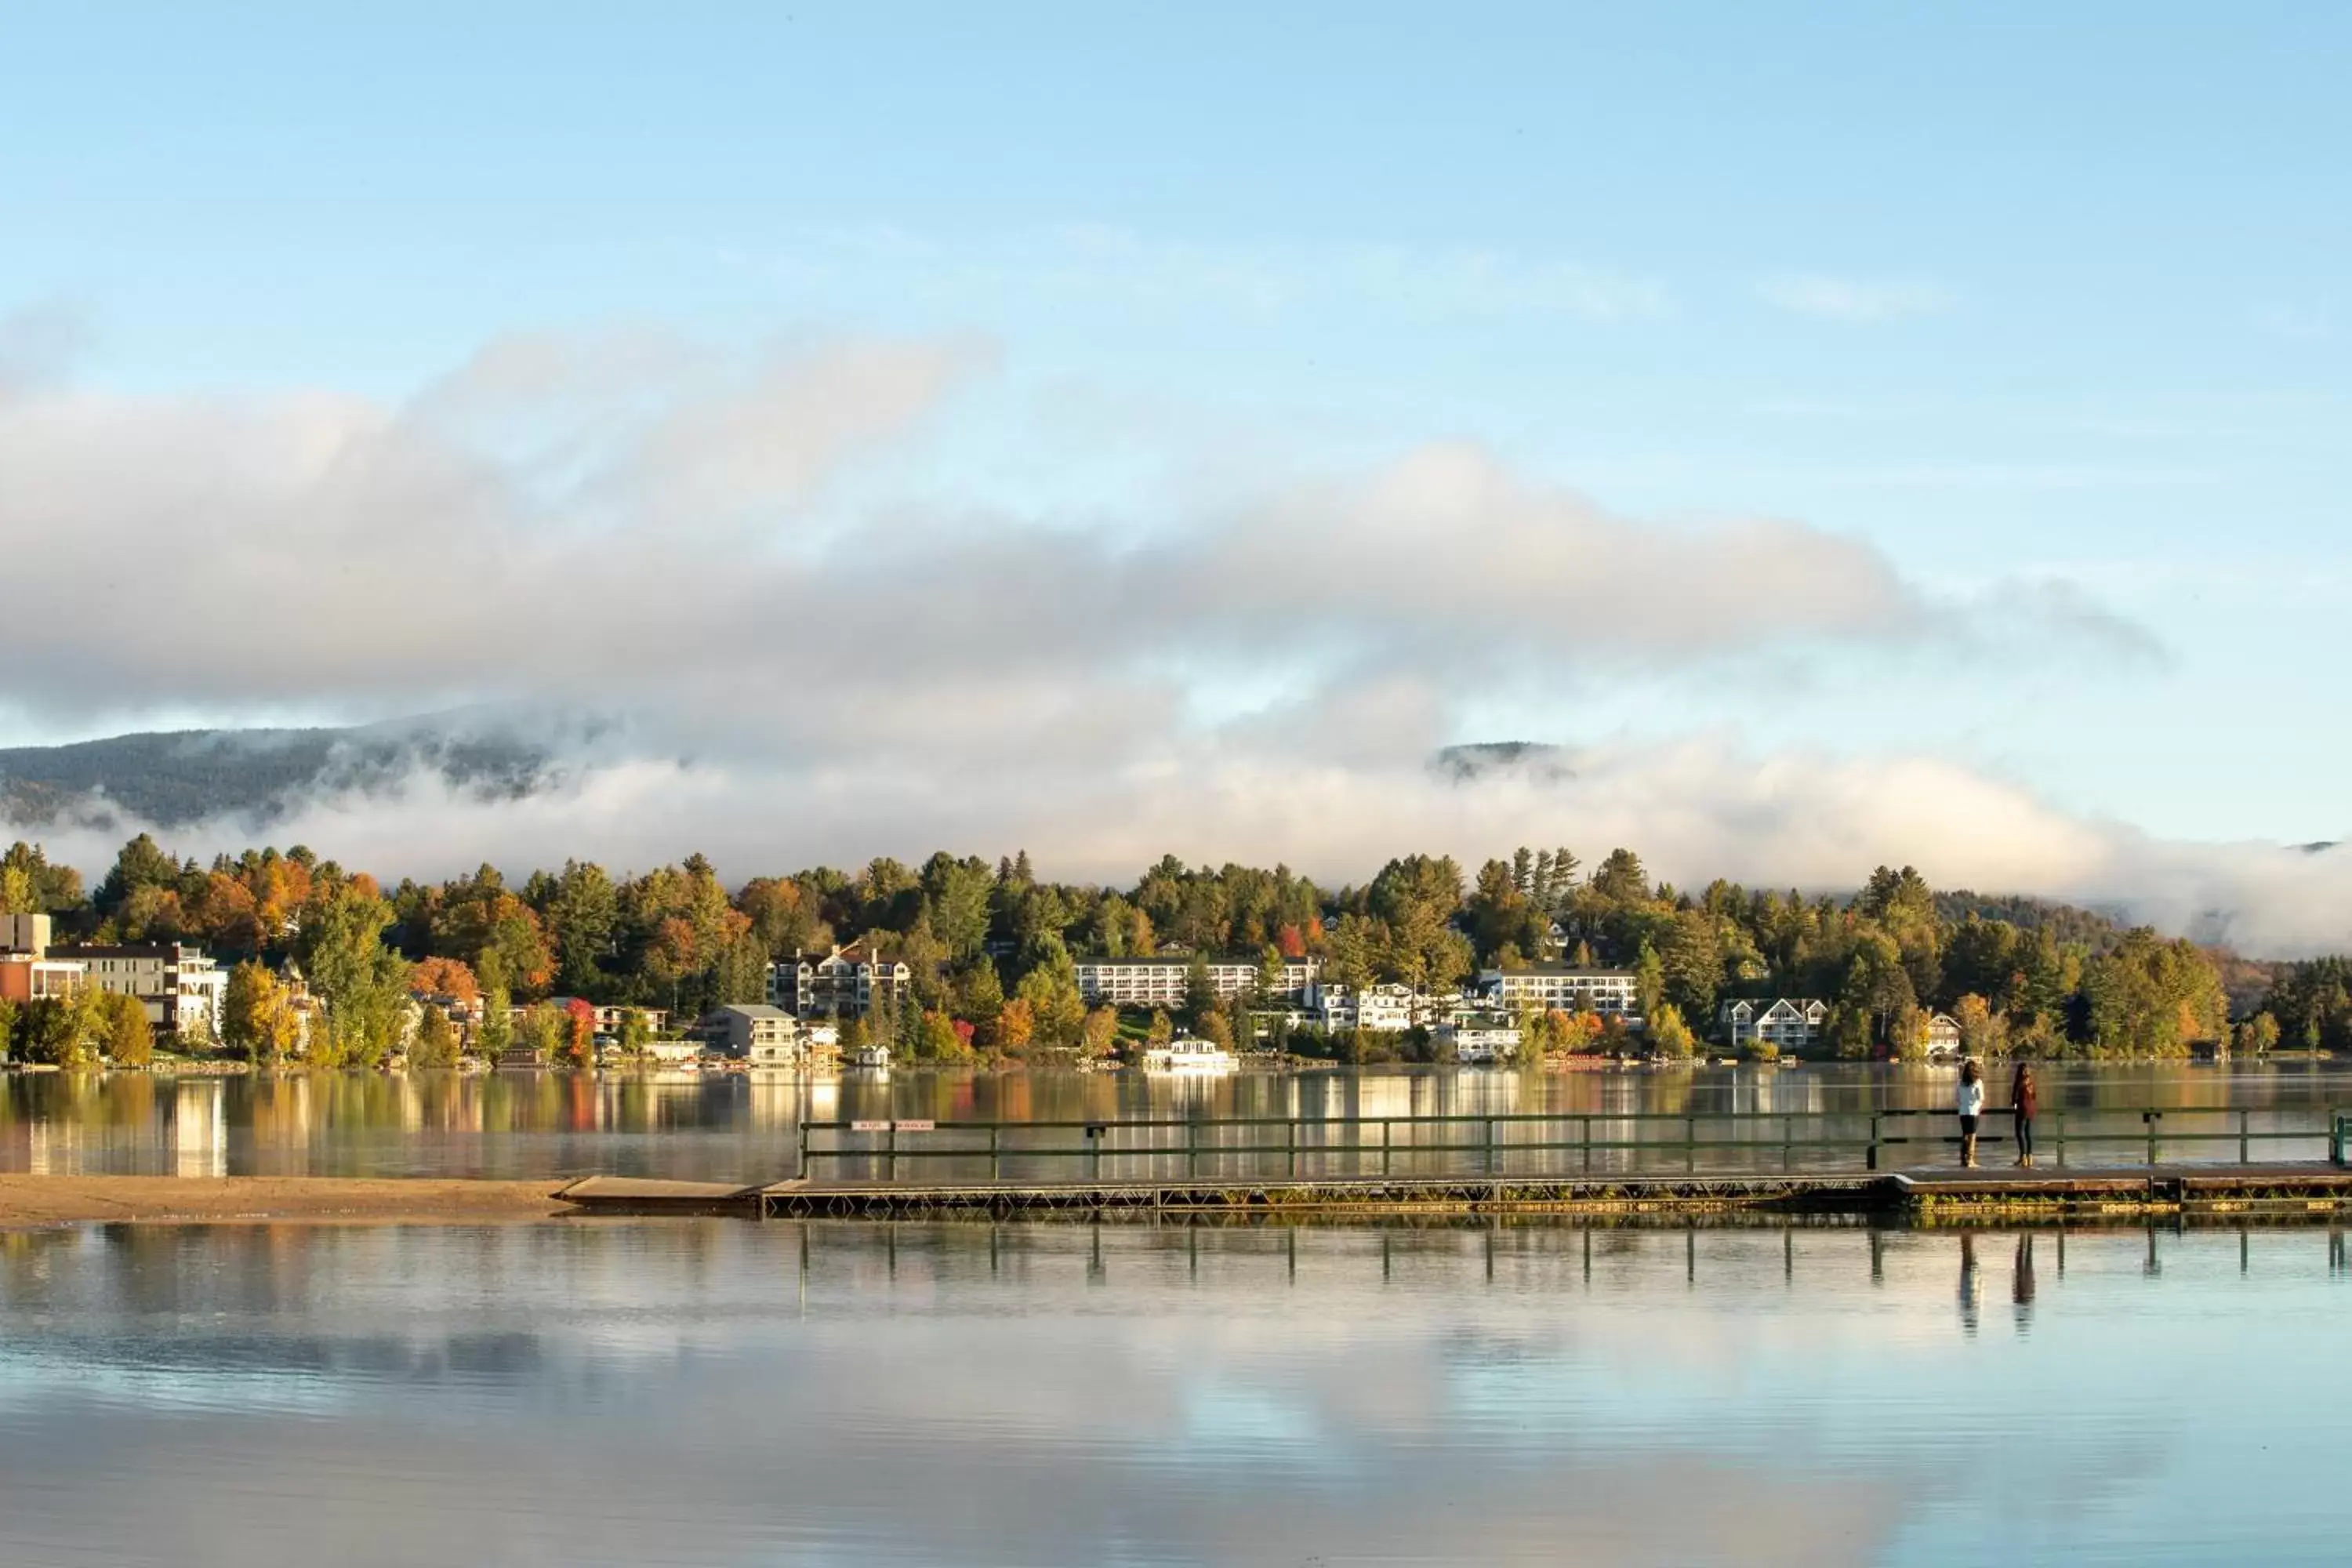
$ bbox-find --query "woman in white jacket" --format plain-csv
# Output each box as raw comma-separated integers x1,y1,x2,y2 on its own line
1955,1058,1986,1168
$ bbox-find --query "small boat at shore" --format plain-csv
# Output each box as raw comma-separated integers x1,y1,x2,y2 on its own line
852,1045,891,1071
1141,1037,1237,1074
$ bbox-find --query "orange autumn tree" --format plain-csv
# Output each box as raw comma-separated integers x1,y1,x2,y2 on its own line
557,997,597,1068
187,873,264,956
408,956,481,1006
247,852,314,946
993,997,1035,1054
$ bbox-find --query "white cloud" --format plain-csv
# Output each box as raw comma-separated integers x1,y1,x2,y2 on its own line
1758,274,1957,323
12,726,2350,956
0,334,2044,729
13,324,2333,953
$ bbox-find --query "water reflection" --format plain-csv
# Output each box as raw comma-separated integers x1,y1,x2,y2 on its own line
1958,1231,1983,1333
0,1221,2347,1566
2,1060,2349,1180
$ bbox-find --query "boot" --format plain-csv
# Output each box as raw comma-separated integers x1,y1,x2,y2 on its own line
1961,1134,1977,1168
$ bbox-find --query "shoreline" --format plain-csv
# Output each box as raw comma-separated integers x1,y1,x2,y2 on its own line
0,1175,581,1228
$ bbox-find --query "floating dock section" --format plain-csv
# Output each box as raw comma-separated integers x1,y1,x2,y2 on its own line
556,1164,2352,1223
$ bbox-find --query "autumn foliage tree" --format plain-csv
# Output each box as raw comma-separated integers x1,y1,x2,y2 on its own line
993,997,1035,1054
101,992,153,1065
408,956,481,1005
557,997,597,1068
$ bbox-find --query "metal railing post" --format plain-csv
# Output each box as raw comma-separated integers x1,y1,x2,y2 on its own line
1186,1119,1199,1179
1286,1118,1297,1179
2056,1109,2066,1168
2239,1110,2249,1165
1865,1113,1879,1171
1581,1114,1592,1174
2145,1110,2160,1167
1484,1117,1495,1176
796,1120,808,1181
885,1122,897,1182
1782,1115,1792,1172
1381,1118,1392,1177
1686,1115,1696,1173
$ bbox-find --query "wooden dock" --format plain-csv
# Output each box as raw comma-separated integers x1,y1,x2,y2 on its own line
555,1163,2352,1223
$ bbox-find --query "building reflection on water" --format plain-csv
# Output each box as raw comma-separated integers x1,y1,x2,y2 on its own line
172,1078,226,1178
2,1061,2349,1182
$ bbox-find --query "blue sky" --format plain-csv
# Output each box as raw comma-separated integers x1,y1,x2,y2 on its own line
1,4,2347,917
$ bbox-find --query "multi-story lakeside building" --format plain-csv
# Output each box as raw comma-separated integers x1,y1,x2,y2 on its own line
768,940,915,1018
1476,964,1640,1021
1306,980,1420,1033
1073,955,1319,1009
52,942,227,1036
0,913,223,1035
1719,997,1828,1053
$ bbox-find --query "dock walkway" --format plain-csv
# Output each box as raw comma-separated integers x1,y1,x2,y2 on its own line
557,1163,2352,1223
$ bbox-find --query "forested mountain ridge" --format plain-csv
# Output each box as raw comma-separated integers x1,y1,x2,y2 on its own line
0,720,560,829
1930,891,2132,952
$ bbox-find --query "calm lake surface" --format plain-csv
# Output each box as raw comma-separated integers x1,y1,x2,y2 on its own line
1,1218,2347,1566
3,1062,2349,1181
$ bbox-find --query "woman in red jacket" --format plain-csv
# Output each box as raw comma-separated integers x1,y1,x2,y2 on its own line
2011,1062,2038,1167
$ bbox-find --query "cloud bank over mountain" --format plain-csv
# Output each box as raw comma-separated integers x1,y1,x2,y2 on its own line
0,315,2343,954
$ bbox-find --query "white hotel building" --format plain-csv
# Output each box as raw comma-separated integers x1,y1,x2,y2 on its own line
1074,955,1319,1009
1476,965,1641,1022
1306,980,1420,1033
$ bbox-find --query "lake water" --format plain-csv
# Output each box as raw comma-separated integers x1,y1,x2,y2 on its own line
1,1217,2346,1566
3,1062,2348,1181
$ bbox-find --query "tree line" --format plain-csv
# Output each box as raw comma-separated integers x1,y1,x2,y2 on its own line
0,833,2326,1065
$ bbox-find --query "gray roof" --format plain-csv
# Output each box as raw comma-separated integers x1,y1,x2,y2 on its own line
710,1004,793,1021
1480,965,1635,978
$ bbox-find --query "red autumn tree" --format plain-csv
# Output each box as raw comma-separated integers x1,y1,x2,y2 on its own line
558,996,597,1068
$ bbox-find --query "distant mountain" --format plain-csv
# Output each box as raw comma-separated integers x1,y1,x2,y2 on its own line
1933,889,2133,952
0,713,576,832
1431,742,1574,785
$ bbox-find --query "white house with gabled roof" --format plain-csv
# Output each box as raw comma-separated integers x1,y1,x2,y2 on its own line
1719,997,1828,1053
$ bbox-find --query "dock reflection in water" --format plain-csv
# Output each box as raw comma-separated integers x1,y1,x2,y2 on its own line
0,1219,2345,1566
5,1060,2351,1181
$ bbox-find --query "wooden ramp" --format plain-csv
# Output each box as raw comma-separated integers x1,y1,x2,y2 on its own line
554,1176,768,1214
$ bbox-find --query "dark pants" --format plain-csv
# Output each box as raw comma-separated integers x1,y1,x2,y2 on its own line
2015,1114,2034,1159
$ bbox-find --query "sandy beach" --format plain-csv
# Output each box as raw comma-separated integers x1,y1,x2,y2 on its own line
0,1175,583,1227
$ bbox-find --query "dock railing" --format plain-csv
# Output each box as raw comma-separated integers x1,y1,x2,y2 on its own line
797,1105,2351,1185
